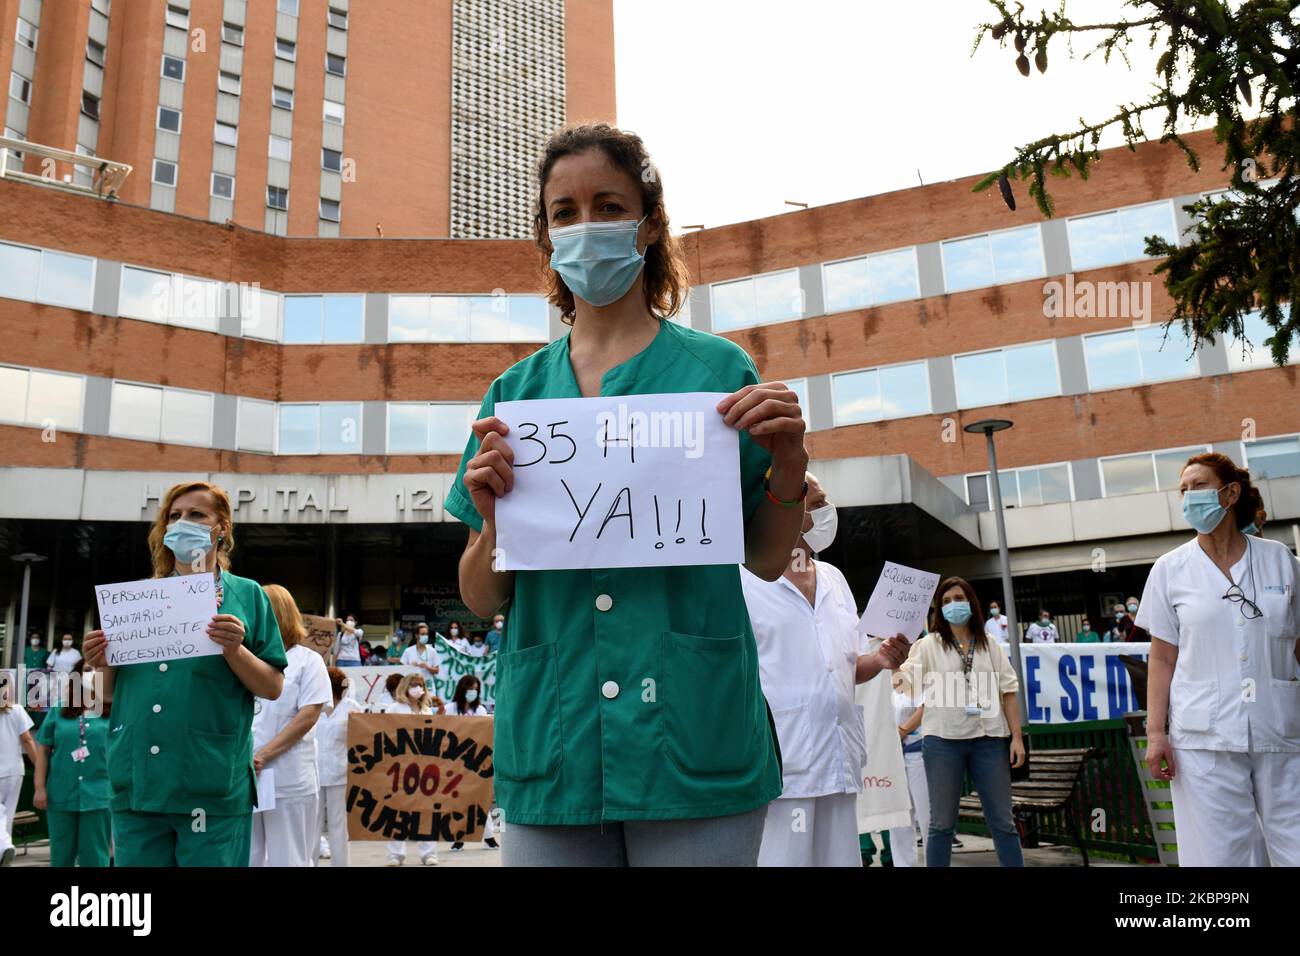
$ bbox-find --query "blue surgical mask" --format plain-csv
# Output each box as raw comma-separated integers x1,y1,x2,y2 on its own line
163,518,215,561
466,689,479,703
941,601,972,625
1242,521,1258,535
548,215,649,307
418,634,429,645
1182,487,1229,534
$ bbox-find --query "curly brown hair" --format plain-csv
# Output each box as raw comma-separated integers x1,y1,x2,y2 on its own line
1182,452,1267,531
532,123,690,325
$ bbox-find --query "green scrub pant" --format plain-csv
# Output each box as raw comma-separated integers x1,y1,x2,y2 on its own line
47,809,112,867
111,810,252,867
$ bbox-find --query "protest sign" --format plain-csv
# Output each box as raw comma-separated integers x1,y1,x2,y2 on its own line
94,574,221,666
254,769,276,813
493,392,744,571
1023,642,1150,724
346,712,494,842
347,635,496,711
301,615,337,659
857,561,941,641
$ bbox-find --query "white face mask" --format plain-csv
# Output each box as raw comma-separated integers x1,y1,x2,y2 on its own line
466,689,479,703
450,628,459,636
802,504,838,553
494,621,503,631
408,687,425,700
62,639,73,648
30,639,40,648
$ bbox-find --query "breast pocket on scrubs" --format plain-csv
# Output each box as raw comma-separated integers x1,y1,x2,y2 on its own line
495,643,563,781
1261,591,1300,738
662,630,756,776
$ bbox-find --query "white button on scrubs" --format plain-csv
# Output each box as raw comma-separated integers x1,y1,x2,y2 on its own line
601,681,619,700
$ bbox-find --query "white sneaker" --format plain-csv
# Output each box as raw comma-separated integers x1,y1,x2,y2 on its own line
421,853,439,866
320,839,331,859
386,855,404,867
0,847,14,867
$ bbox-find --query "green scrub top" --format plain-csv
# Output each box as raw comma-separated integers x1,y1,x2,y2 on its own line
107,570,287,816
25,647,50,670
445,319,783,825
35,709,111,812
1076,630,1101,643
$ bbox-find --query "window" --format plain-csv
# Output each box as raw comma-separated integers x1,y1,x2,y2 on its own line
1067,201,1179,271
110,383,212,446
240,289,281,341
161,55,185,81
237,398,275,453
80,93,100,120
1244,435,1300,480
272,86,294,109
319,199,340,223
387,295,549,343
86,39,106,68
165,4,188,28
283,295,364,344
278,0,300,15
0,367,83,432
1084,325,1198,390
710,270,802,332
275,39,296,62
218,71,241,95
941,225,1045,293
328,8,348,29
267,186,288,211
10,73,31,105
322,148,342,172
1100,445,1209,496
153,159,177,186
822,248,919,313
953,341,1059,408
326,53,346,76
36,251,95,311
831,361,930,425
0,242,40,300
222,22,243,45
279,403,363,455
213,121,238,147
268,135,292,162
16,18,37,51
1226,305,1296,371
388,404,477,454
211,173,234,200
119,266,221,330
966,463,1072,509
157,106,181,133
323,99,345,125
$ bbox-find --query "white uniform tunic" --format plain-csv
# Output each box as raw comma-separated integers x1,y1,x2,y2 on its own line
314,695,363,868
1136,535,1300,866
0,705,34,855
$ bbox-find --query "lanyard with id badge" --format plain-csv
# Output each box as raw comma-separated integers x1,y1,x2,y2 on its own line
957,639,982,716
71,714,91,764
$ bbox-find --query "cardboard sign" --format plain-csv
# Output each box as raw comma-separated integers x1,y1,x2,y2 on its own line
493,392,744,571
345,712,494,843
302,615,337,659
857,561,941,641
94,574,221,667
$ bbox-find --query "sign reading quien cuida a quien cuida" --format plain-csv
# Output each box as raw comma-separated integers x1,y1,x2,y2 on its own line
493,392,745,571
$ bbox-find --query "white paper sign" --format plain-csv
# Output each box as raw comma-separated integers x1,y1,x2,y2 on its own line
254,768,277,813
493,392,745,571
94,574,222,667
857,561,941,641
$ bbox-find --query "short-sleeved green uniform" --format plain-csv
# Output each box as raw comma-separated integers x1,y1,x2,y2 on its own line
108,570,287,866
444,319,783,825
35,709,112,867
25,645,50,670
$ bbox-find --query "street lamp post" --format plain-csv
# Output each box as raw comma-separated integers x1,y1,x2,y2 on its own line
963,419,1027,725
8,552,48,670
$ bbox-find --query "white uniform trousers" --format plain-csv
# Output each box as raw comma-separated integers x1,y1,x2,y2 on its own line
388,838,438,861
757,792,862,867
1172,748,1300,866
0,774,20,854
250,792,319,867
313,784,349,867
888,752,930,868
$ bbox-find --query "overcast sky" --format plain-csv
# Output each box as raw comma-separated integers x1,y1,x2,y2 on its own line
613,0,1187,230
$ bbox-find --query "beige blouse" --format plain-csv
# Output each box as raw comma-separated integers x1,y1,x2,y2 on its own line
897,632,1020,740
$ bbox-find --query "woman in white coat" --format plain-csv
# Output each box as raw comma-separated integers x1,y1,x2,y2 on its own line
445,675,499,851
250,584,333,867
385,673,440,866
1138,452,1300,866
314,666,362,866
0,688,38,866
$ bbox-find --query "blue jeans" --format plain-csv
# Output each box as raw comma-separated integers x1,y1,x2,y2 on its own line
336,659,362,667
922,735,1023,867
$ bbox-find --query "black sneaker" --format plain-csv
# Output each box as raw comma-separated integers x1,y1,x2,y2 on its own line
485,838,500,849
451,842,464,851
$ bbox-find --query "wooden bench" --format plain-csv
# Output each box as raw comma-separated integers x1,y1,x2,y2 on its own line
958,746,1103,865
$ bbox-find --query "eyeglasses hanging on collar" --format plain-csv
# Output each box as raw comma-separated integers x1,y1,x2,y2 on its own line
1221,538,1261,621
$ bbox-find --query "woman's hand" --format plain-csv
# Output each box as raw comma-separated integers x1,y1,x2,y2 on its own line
33,787,47,810
253,751,267,773
207,614,246,657
1145,732,1176,780
1009,734,1026,769
717,383,807,470
82,630,108,668
463,416,514,524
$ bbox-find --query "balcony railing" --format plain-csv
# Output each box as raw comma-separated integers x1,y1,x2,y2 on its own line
0,135,131,200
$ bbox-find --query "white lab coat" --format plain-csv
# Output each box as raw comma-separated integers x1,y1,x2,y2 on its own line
314,695,362,867
984,614,1009,645
1137,535,1300,865
47,648,82,673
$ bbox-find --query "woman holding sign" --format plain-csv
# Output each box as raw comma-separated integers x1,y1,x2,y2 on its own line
1137,453,1300,866
384,674,440,866
82,481,287,867
446,124,809,867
